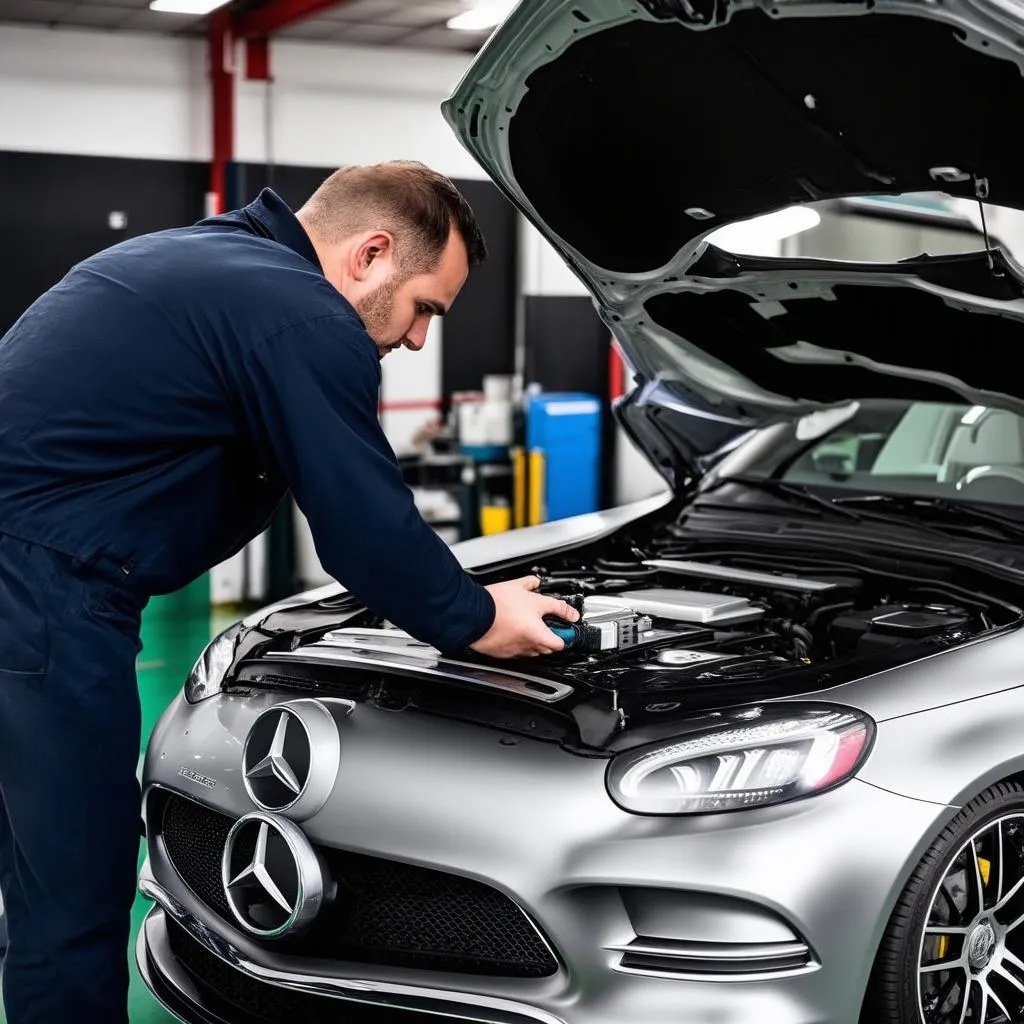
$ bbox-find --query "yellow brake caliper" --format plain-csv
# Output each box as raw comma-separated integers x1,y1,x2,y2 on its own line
936,855,992,960
979,856,993,888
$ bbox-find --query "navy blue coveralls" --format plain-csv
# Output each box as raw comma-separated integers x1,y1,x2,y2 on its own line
0,189,495,1023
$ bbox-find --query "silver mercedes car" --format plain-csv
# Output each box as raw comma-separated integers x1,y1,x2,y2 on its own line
137,1,1024,1023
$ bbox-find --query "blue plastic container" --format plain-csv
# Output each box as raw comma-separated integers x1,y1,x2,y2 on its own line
525,392,602,522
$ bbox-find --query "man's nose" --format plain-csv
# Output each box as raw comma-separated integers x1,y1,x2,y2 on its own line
405,321,429,351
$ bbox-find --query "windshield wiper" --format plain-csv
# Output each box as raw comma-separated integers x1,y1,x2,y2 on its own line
831,494,1024,542
699,475,864,520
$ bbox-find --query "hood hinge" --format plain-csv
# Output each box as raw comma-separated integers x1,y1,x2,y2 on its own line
639,0,725,24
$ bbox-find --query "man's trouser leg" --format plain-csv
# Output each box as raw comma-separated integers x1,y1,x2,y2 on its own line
0,534,142,1024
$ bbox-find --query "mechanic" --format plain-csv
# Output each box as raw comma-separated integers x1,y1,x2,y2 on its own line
0,161,579,1024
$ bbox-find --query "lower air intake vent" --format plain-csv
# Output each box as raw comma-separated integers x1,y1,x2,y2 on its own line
612,937,814,979
158,792,558,978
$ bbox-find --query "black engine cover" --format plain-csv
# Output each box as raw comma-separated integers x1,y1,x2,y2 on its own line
831,604,972,656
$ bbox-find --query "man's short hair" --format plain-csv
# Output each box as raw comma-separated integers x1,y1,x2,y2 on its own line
298,161,487,274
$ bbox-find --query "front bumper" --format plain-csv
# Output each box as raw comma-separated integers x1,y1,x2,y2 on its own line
140,691,952,1024
137,880,557,1024
137,877,825,1024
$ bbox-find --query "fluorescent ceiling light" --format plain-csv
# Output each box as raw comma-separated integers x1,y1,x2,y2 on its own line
448,1,516,31
149,0,230,13
706,206,821,256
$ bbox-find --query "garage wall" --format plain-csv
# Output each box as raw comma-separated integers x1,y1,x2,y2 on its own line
234,40,482,178
0,150,208,335
0,25,208,162
0,24,480,177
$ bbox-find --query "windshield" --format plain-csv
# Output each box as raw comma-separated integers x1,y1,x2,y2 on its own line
745,400,1024,508
710,192,996,261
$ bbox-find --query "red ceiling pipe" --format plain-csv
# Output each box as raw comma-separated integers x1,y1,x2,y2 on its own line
236,0,358,80
234,0,355,38
208,1,354,211
208,6,234,215
245,35,271,81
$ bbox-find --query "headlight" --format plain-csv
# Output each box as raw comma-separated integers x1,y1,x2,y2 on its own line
607,703,873,815
184,623,245,703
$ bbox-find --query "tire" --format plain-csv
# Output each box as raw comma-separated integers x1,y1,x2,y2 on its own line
863,782,1024,1024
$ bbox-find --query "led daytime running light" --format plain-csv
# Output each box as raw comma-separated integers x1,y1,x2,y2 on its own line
608,707,872,815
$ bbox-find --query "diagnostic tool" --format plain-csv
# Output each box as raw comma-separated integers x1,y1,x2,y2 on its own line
544,609,652,652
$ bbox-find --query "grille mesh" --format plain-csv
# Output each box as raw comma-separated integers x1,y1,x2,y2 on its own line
162,792,234,918
159,793,558,978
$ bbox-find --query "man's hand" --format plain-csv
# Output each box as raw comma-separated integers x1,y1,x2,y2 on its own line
470,576,581,658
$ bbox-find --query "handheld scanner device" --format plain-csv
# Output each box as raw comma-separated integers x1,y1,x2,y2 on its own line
543,610,651,652
543,617,600,651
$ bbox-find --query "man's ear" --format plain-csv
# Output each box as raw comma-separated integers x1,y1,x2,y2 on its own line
352,231,394,281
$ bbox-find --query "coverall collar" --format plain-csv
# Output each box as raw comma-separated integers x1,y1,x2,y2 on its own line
245,188,324,273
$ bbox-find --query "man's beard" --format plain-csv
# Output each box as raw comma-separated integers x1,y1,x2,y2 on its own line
354,276,401,355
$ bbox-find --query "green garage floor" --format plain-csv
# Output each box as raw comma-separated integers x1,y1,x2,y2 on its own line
1,577,232,1024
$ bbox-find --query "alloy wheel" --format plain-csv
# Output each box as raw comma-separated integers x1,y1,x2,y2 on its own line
918,813,1024,1023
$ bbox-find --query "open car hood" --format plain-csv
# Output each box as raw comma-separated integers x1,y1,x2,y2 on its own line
442,0,1024,480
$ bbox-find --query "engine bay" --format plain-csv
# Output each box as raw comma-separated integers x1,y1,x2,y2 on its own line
235,507,1024,747
485,517,1020,708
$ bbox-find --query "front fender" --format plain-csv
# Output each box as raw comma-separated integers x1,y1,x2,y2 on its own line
857,683,1024,807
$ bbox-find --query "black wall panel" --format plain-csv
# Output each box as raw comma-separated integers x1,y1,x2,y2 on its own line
523,294,608,395
233,163,330,211
437,179,518,396
0,151,207,334
1,153,518,408
523,294,615,507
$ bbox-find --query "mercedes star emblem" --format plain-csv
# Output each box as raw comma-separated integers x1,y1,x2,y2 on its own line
221,811,325,938
242,699,346,820
246,710,303,799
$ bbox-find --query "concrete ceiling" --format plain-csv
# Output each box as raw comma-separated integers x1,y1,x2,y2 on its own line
0,0,494,51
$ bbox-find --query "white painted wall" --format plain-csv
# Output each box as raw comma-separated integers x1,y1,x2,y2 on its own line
0,23,480,177
0,24,209,161
236,41,483,178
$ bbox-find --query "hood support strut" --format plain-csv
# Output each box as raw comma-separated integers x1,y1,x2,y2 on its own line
974,175,1004,278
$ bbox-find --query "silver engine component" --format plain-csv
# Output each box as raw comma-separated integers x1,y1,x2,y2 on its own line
577,608,654,650
644,559,840,593
585,589,765,626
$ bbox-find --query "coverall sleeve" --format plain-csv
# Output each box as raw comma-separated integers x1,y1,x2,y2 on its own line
240,313,496,652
